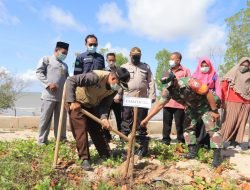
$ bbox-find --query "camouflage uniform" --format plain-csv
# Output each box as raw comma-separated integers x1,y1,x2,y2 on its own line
159,77,223,148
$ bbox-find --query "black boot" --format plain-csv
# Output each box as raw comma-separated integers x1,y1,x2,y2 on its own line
81,160,91,171
212,149,222,168
184,145,198,159
135,135,150,158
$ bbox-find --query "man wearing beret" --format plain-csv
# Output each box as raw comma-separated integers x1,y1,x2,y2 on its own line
36,41,69,145
65,68,130,170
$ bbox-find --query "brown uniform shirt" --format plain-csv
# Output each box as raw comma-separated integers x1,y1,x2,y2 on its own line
65,70,116,119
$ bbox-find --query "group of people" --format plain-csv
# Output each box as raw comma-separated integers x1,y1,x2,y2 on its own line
36,34,250,171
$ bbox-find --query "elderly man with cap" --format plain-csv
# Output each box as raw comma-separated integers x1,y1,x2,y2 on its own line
140,71,224,168
65,68,130,170
36,41,69,145
120,47,156,157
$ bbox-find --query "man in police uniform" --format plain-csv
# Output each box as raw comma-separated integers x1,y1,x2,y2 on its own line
140,71,223,168
36,41,69,145
73,34,104,75
65,68,130,170
121,47,156,157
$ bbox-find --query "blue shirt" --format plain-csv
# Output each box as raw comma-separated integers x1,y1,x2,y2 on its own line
73,52,105,75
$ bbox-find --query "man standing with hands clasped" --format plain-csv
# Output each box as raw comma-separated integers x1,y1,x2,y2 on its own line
36,41,69,145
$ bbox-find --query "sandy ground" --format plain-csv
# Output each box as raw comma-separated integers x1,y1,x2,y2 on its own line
0,127,250,179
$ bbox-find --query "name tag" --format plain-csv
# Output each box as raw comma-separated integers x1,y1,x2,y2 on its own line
123,96,152,109
84,57,93,62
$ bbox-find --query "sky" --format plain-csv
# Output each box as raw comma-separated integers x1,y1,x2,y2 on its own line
0,0,247,92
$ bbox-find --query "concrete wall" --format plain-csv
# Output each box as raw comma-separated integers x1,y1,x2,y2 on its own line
0,116,170,135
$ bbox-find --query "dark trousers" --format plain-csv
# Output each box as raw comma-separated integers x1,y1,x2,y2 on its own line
67,106,110,160
104,101,122,140
195,119,210,148
162,107,185,143
120,106,148,136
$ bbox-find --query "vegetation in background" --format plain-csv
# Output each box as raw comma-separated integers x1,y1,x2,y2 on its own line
0,70,25,111
154,49,171,93
220,0,250,76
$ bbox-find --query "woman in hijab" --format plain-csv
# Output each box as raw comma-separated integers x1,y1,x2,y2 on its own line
192,57,221,148
220,57,250,150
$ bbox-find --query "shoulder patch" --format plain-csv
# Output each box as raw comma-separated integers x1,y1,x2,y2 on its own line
188,78,208,95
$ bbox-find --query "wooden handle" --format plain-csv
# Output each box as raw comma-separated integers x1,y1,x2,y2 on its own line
81,109,140,148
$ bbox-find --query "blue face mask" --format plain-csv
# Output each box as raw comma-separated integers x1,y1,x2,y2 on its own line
57,52,67,61
87,45,97,53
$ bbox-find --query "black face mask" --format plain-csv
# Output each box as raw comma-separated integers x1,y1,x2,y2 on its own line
131,55,141,65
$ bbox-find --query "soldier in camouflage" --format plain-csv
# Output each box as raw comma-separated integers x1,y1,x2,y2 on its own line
141,71,223,167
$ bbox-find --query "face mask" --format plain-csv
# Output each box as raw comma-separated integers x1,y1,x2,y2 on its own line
110,83,121,91
131,55,141,65
87,45,97,53
200,66,210,73
169,60,176,68
57,52,67,61
239,66,249,73
109,61,115,68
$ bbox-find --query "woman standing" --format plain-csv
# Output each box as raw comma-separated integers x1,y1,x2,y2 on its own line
220,57,250,149
192,57,221,147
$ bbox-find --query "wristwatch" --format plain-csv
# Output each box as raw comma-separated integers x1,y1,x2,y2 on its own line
211,108,219,114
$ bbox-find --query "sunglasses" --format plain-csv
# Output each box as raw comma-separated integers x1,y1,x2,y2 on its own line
88,43,97,47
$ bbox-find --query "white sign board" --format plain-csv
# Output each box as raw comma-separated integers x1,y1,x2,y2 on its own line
123,96,152,109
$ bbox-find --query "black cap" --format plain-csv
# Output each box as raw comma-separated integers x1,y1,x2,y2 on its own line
56,41,69,50
115,67,130,90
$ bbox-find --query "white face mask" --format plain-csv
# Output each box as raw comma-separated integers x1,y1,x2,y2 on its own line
169,60,176,68
200,66,210,73
109,61,115,68
110,83,121,91
57,52,67,61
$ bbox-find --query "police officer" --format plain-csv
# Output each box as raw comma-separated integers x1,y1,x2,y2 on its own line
141,71,223,168
65,68,130,170
36,41,69,145
121,47,156,157
73,34,104,75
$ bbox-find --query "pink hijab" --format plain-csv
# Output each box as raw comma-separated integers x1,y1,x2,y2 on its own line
192,57,221,98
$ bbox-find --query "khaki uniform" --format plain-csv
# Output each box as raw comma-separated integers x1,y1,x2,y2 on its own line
120,62,156,136
121,62,156,99
66,70,117,160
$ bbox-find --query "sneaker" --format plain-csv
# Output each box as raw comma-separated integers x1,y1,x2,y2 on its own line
234,145,243,152
81,160,91,171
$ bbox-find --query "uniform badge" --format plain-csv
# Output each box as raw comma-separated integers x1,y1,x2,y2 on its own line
75,61,80,65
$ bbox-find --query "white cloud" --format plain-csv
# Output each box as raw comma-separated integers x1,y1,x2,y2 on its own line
0,66,9,74
102,42,129,57
44,5,86,33
17,69,38,83
0,0,20,25
186,25,226,59
97,0,227,68
97,0,216,41
97,2,128,31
